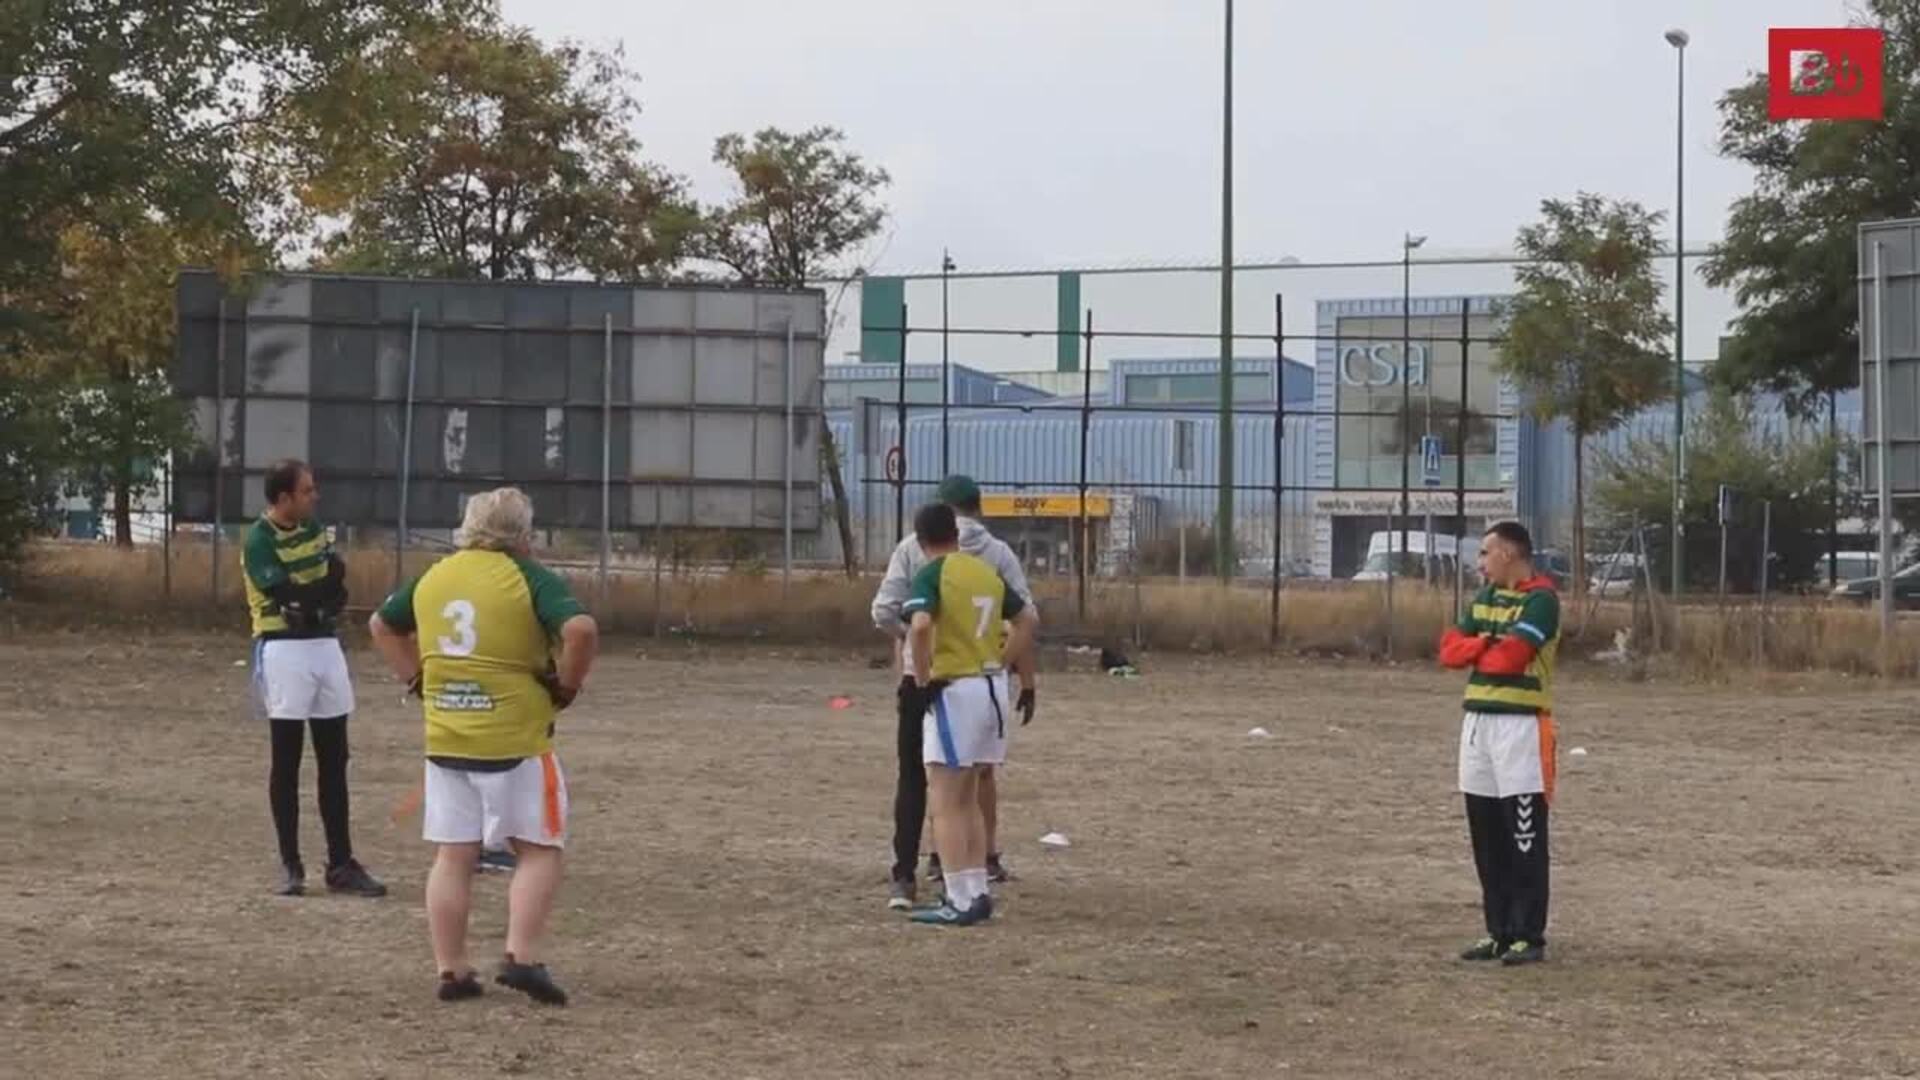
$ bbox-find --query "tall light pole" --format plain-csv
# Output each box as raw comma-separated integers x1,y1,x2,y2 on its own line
941,248,954,477
1398,233,1426,575
1216,0,1236,581
1667,27,1689,596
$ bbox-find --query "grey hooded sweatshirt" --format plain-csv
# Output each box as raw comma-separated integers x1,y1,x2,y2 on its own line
870,516,1035,671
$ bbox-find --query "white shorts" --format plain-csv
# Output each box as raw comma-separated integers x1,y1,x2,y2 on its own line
253,638,354,721
923,673,1011,768
423,753,569,850
1458,711,1557,801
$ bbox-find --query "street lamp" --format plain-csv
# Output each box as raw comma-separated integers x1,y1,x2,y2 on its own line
941,248,955,477
1667,27,1688,596
1398,233,1426,571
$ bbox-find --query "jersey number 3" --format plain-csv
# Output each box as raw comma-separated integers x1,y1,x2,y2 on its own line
439,599,478,656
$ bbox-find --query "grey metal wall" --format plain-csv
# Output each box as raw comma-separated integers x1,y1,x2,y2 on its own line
172,271,825,530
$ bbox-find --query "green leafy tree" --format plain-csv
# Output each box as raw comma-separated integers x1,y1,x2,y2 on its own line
0,375,67,575
1499,193,1674,594
278,19,697,280
1705,0,1920,412
702,126,890,285
1593,391,1854,591
703,126,891,576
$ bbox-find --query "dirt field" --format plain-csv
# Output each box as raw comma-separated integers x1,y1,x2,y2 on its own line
4,630,1920,1079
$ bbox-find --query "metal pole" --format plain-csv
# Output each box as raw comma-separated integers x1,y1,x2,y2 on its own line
1455,302,1470,618
396,307,419,589
1874,240,1895,656
1399,240,1412,575
212,297,226,605
162,447,173,601
600,312,612,604
1270,293,1284,647
1215,0,1236,582
652,483,664,639
1669,30,1689,597
941,249,952,478
1078,309,1094,625
1759,499,1772,663
1717,487,1728,606
894,302,909,545
1828,389,1840,586
784,319,795,595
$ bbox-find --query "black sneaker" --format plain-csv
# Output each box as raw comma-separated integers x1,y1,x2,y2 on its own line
476,849,518,874
987,853,1011,883
1500,941,1547,967
324,859,388,898
496,954,568,1006
1459,937,1503,962
887,876,916,911
276,862,306,897
925,854,944,882
437,970,484,1002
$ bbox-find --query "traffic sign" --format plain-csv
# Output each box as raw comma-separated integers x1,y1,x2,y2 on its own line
1420,434,1443,487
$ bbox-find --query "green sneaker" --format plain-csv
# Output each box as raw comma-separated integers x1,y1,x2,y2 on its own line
908,895,991,927
1459,937,1502,962
1500,941,1546,967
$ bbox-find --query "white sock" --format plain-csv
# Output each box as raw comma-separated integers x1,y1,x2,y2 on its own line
950,868,988,909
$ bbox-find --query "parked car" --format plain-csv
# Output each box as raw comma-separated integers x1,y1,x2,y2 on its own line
1832,562,1920,607
1589,557,1642,598
1533,549,1574,592
1829,551,1880,583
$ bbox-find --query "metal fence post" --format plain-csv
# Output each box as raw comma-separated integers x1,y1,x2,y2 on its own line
1077,309,1094,626
1454,302,1470,619
600,312,612,605
212,297,227,606
784,318,795,595
396,307,419,589
894,303,909,544
1270,293,1284,647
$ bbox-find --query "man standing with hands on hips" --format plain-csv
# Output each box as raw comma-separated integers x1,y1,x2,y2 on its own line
1439,521,1560,967
871,475,1036,910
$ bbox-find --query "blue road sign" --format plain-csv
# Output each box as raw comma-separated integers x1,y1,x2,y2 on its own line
1420,434,1443,487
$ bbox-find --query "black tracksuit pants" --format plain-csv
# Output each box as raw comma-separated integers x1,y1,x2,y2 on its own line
1465,792,1549,947
891,678,928,881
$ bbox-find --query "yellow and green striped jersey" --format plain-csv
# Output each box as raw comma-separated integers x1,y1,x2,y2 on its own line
902,552,1027,682
1458,577,1561,715
241,513,336,639
377,549,587,761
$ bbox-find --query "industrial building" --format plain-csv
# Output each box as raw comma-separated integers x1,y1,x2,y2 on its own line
823,293,1863,579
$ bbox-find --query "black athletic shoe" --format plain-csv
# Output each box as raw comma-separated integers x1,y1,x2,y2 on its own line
276,862,306,897
1459,937,1503,962
437,971,484,1002
324,859,388,898
925,854,944,882
887,876,916,911
497,955,568,1006
1500,941,1547,967
476,849,518,874
987,853,1011,883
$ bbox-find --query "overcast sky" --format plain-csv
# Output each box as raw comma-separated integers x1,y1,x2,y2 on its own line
502,0,1857,372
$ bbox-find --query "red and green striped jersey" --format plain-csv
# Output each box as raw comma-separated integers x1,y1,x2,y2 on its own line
1457,577,1560,715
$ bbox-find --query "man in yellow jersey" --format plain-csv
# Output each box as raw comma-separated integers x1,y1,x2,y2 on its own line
368,487,599,1005
903,503,1039,927
1438,521,1560,967
242,459,384,899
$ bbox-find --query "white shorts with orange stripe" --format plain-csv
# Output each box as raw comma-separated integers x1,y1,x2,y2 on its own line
1458,712,1557,803
423,753,568,850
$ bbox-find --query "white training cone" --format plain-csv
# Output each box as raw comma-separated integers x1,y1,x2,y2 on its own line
1569,747,1589,758
1039,832,1071,849
1247,727,1272,738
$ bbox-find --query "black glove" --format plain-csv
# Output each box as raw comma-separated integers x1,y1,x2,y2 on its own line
280,597,317,632
538,670,579,710
320,554,349,615
1016,686,1037,726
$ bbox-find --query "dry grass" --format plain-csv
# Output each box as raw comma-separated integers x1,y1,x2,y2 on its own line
12,541,1917,679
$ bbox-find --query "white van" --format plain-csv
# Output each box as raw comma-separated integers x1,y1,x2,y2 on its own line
1353,531,1478,586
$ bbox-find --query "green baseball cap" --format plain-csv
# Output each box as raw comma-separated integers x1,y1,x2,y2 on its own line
935,474,981,507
